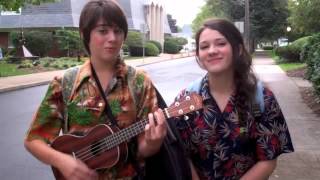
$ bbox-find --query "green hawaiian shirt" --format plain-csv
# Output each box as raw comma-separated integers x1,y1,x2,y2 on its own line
25,60,159,179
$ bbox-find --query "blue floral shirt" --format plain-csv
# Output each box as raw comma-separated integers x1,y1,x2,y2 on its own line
174,75,294,180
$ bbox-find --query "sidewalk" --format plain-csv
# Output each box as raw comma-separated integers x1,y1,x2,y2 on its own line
1,51,320,179
0,52,194,93
253,54,320,180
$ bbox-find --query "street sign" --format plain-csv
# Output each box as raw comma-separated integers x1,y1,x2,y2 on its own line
234,21,244,34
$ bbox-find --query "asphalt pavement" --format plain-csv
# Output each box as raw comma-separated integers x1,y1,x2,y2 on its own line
1,51,319,179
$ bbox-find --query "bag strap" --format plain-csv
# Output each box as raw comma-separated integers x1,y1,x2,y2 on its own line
61,66,80,133
90,63,118,126
251,81,265,118
185,77,265,117
185,77,202,94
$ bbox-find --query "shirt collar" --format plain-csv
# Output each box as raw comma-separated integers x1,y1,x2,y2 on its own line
72,58,127,93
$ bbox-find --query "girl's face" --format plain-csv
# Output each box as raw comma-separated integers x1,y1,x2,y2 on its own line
198,28,233,75
89,19,125,63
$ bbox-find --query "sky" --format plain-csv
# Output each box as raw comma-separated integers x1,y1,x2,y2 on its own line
161,0,205,27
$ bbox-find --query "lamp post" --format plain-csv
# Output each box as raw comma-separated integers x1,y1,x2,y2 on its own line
286,26,291,45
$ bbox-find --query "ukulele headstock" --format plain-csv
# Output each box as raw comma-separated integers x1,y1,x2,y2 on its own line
166,92,203,118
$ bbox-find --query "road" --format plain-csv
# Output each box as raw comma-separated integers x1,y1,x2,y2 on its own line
0,56,204,180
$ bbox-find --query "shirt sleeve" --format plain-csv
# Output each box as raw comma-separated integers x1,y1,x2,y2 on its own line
255,87,294,161
25,76,64,144
134,69,158,120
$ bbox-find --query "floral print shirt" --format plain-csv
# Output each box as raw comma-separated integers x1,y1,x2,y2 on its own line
25,60,158,179
175,75,294,180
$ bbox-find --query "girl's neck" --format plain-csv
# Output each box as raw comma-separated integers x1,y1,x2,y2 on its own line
208,70,235,94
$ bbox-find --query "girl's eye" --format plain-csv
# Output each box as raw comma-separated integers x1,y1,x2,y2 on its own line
199,45,209,50
217,42,227,46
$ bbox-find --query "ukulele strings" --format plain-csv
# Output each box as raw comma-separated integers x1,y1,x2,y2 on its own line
74,119,148,161
74,104,192,161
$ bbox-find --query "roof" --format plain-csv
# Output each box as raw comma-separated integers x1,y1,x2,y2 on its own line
0,0,171,34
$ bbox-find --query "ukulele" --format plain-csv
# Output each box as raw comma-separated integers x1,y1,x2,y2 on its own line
51,93,203,180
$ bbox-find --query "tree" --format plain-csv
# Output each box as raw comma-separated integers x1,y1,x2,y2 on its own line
288,0,320,35
192,0,244,34
0,0,59,11
250,0,289,42
55,30,83,57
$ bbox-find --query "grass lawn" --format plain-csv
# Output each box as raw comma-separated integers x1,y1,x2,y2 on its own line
278,63,306,72
124,56,142,60
0,62,29,77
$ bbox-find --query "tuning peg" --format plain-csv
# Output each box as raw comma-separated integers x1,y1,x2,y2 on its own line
184,115,189,121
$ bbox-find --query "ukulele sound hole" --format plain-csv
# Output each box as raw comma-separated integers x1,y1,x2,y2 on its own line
90,141,106,156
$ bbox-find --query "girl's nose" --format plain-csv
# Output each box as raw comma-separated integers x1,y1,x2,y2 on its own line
208,45,218,55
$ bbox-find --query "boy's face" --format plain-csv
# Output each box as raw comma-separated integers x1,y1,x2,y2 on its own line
89,19,125,62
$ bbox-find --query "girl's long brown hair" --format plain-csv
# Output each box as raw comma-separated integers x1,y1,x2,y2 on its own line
195,18,258,131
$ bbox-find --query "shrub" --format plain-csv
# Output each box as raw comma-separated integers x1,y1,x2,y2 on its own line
10,31,53,57
262,46,273,50
129,46,143,56
148,40,162,53
164,40,180,54
301,33,320,95
274,45,300,62
54,30,84,57
125,31,143,47
275,36,312,63
145,42,159,56
122,44,129,52
17,60,33,68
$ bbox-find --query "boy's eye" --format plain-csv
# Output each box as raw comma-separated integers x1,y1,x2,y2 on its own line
98,28,108,33
114,28,123,34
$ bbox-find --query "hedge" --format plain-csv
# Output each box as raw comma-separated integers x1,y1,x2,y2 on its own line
301,33,320,95
145,42,159,56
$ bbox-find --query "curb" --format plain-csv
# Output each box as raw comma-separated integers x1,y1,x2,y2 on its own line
0,54,195,93
0,80,51,93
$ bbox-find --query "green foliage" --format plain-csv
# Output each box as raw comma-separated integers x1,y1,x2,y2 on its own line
193,0,288,42
0,61,27,77
192,5,217,33
122,44,129,52
17,60,33,68
164,40,180,54
278,63,306,72
262,46,274,50
128,46,143,56
10,31,53,57
250,0,289,42
125,31,143,47
54,29,83,57
301,33,320,95
275,36,311,63
288,0,320,35
125,31,144,56
274,45,300,63
145,42,159,56
0,0,59,11
148,40,162,53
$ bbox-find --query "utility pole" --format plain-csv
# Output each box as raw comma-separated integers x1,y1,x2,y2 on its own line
244,0,250,52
